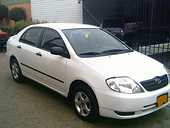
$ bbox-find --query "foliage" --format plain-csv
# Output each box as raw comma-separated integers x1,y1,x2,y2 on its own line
1,20,34,36
0,4,9,19
9,7,26,21
1,0,30,6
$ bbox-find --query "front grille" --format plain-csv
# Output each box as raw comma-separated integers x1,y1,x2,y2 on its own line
140,75,169,91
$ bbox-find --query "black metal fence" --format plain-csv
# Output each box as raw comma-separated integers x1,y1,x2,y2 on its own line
83,0,170,68
137,43,170,68
121,31,170,68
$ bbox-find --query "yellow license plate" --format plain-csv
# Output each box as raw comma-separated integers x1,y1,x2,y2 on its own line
157,94,168,107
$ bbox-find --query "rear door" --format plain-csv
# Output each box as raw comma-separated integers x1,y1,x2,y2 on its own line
18,27,44,80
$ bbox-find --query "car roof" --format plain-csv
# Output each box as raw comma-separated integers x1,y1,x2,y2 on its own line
30,23,99,30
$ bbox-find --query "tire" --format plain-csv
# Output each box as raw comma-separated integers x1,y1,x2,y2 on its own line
72,85,99,121
10,58,24,82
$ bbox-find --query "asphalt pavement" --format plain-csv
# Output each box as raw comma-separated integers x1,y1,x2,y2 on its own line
0,53,170,128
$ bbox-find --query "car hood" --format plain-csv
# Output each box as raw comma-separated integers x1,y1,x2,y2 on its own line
80,51,166,82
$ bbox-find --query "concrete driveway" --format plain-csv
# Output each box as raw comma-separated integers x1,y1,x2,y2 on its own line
0,53,170,128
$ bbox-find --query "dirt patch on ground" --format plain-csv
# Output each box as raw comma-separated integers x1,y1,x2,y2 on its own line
0,53,170,128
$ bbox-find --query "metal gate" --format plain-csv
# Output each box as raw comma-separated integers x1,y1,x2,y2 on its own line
83,0,170,68
121,0,170,68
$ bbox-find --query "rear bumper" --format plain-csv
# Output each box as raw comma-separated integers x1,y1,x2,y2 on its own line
95,83,170,119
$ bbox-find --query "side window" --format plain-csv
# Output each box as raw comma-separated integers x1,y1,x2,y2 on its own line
20,28,43,47
41,29,66,51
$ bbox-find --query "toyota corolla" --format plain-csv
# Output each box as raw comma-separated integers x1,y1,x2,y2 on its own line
7,23,170,121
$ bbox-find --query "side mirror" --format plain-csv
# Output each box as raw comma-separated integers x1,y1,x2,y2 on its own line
50,47,70,58
50,47,64,55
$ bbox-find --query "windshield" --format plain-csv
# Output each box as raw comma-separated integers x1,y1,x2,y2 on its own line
63,28,132,57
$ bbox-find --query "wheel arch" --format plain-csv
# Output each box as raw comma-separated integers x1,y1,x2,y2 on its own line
9,55,19,67
9,55,22,73
10,55,18,62
68,80,99,106
68,79,100,119
9,55,24,82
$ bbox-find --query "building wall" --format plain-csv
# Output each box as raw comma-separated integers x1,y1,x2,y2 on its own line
31,0,82,23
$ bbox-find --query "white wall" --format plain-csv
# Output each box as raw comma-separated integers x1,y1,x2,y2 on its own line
31,0,83,23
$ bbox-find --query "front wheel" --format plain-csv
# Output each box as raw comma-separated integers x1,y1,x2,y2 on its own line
10,58,24,82
73,85,99,121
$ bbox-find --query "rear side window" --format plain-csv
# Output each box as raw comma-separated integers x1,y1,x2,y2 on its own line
41,29,66,51
20,27,43,47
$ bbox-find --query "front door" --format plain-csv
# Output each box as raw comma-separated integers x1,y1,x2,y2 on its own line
32,28,69,95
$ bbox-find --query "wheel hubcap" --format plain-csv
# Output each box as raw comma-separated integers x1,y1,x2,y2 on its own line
11,63,19,79
74,92,91,117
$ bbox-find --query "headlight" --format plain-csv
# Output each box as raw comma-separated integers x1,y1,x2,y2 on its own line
166,69,170,83
164,66,170,83
106,77,144,94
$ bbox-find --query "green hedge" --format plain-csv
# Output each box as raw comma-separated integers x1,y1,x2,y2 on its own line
1,20,34,36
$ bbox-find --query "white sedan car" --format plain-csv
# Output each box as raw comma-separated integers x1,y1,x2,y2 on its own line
7,23,170,121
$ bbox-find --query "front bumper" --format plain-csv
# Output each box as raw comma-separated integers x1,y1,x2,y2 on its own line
95,83,170,119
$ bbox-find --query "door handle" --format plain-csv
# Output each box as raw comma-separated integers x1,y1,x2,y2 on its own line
17,45,22,49
36,52,42,57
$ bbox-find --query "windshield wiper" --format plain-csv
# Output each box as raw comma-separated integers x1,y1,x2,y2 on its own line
101,49,133,54
79,52,101,56
79,49,133,57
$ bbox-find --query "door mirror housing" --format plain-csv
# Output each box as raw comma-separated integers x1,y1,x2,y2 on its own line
50,47,70,58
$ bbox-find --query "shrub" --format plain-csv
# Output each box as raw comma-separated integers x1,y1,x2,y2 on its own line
0,4,8,20
1,20,34,36
12,20,33,34
9,7,26,21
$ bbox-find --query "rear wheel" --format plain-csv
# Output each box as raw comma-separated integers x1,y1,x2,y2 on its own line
10,58,24,82
72,85,99,121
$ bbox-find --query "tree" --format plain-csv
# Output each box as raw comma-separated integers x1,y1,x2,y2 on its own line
0,4,8,20
9,7,26,21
